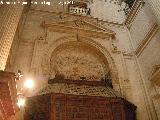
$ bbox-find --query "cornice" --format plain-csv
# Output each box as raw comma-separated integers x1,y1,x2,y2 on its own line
42,20,116,39
135,23,159,57
29,8,124,27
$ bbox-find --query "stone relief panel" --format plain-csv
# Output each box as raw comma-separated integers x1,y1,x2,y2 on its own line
50,41,109,81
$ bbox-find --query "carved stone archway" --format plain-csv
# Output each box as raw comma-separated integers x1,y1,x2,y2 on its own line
42,35,120,91
50,41,110,81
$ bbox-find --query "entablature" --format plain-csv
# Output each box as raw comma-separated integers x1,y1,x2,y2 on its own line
41,18,116,39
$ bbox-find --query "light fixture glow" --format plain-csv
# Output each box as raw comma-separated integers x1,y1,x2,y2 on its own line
17,98,25,107
24,79,34,89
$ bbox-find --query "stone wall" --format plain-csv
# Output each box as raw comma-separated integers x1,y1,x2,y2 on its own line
130,3,157,49
90,0,126,23
7,9,152,120
137,31,160,119
5,0,160,120
129,1,160,120
147,0,160,24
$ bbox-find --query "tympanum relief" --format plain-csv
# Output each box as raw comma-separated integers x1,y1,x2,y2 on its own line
50,41,110,81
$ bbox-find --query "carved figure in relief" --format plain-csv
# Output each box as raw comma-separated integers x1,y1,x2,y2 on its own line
50,42,109,81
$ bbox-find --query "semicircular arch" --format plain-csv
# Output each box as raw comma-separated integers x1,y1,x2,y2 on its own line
42,35,119,89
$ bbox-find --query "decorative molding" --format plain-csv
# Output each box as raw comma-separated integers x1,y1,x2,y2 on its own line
41,35,120,89
41,19,116,39
111,43,121,54
48,78,108,87
122,52,134,59
135,24,159,57
150,65,160,86
96,19,124,27
49,41,109,81
30,8,124,27
125,0,145,28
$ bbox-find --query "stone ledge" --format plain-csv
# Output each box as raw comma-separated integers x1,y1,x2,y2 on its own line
48,78,112,87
